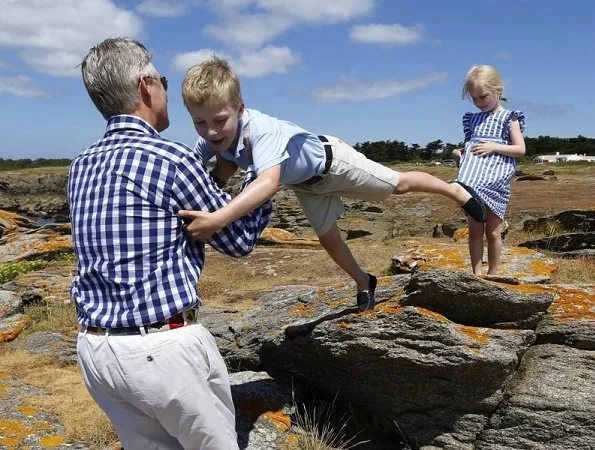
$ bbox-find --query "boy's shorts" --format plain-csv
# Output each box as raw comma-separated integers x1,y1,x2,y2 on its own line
290,135,400,236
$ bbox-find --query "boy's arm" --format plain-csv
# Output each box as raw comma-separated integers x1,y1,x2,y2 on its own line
181,163,280,240
174,154,272,257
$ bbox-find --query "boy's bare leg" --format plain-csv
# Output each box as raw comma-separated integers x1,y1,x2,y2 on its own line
485,211,503,275
393,171,471,205
317,223,369,291
467,218,485,275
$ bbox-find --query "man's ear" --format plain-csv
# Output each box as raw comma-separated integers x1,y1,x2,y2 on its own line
237,102,245,117
138,76,153,106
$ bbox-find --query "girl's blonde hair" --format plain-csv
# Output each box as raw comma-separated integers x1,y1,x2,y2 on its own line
182,55,243,109
462,65,507,101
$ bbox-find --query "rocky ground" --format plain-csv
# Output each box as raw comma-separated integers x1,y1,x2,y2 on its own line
0,163,594,449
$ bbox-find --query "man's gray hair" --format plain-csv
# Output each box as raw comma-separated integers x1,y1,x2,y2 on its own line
81,38,160,119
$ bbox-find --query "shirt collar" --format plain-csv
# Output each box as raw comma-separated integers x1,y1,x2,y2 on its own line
105,115,161,137
231,109,250,158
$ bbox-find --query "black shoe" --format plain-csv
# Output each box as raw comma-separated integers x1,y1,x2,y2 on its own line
456,182,487,223
356,273,377,312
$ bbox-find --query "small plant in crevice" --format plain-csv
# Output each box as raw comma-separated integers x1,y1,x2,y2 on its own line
543,219,566,237
291,392,368,450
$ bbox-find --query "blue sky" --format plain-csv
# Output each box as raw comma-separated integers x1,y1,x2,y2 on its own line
1,0,593,159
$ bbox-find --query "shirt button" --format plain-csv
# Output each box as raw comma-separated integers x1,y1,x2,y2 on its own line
147,355,153,362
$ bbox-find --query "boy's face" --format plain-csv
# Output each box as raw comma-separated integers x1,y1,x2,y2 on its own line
187,101,244,153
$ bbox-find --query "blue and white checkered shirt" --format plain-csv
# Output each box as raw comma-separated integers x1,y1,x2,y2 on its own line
68,115,272,328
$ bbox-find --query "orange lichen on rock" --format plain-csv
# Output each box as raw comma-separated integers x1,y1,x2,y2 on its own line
263,411,292,432
316,289,326,296
0,384,9,398
456,325,490,345
548,286,595,322
0,419,34,448
289,303,316,318
15,406,37,417
528,258,557,276
284,433,299,446
413,245,469,271
34,422,54,431
0,315,31,343
494,283,548,295
260,228,297,241
337,322,350,329
39,435,66,447
416,307,448,322
376,304,405,315
376,276,394,286
330,298,349,309
453,228,469,241
28,236,72,255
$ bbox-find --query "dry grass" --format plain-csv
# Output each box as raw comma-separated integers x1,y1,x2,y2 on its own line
0,349,118,449
20,300,78,337
546,256,595,284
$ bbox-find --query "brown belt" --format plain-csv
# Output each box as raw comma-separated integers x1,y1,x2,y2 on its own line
301,135,333,185
82,310,187,336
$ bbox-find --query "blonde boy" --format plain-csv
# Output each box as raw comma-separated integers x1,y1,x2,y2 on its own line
179,56,486,311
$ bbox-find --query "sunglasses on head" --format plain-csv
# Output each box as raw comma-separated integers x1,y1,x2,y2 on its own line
140,75,168,92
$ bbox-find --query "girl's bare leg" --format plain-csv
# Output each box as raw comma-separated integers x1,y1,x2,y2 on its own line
467,217,485,275
485,211,503,275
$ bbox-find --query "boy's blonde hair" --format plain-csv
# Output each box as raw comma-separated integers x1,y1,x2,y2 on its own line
182,56,243,108
462,65,506,101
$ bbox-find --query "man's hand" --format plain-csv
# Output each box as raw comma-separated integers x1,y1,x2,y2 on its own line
178,210,225,240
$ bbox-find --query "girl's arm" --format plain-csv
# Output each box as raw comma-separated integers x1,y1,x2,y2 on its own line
473,119,526,158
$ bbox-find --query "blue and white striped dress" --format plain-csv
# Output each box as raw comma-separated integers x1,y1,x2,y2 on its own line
456,109,525,219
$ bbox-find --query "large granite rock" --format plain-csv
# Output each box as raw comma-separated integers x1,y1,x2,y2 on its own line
402,269,554,329
475,344,595,450
201,271,563,447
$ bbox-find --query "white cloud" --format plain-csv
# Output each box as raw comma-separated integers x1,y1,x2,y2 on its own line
350,23,424,45
495,50,512,60
137,0,186,17
203,0,375,50
0,75,49,97
0,0,143,76
172,45,301,78
172,48,224,72
0,60,9,68
234,46,301,77
204,14,292,50
312,72,447,103
255,0,375,23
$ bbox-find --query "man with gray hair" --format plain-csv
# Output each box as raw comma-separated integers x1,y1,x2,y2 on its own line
69,37,272,449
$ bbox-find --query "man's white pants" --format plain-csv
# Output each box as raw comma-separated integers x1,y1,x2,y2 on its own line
77,323,239,450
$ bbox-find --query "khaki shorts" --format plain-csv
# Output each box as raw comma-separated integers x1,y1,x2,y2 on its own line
290,135,399,236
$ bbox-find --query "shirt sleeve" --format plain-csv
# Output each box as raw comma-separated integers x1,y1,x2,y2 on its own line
251,132,290,174
193,137,215,164
172,152,272,257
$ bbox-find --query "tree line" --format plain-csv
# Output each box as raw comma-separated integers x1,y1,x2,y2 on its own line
0,158,72,171
1,135,594,170
354,135,595,162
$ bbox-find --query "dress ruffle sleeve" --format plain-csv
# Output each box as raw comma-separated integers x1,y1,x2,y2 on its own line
462,112,473,142
504,110,525,142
